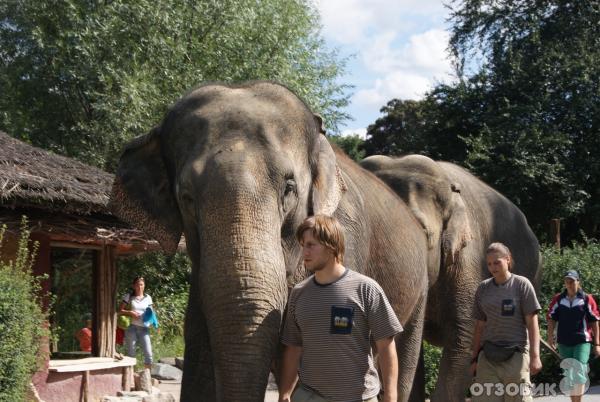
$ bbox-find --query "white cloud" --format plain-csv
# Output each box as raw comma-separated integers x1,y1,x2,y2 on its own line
363,29,452,76
317,0,374,44
353,72,432,108
315,0,448,44
313,0,455,128
407,29,452,74
340,127,368,139
353,29,454,108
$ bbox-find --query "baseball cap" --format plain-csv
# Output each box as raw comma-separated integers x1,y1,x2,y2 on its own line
564,270,580,280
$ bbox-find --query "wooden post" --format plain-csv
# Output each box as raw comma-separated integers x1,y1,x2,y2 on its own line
82,370,90,402
550,219,561,249
93,245,117,357
122,366,133,391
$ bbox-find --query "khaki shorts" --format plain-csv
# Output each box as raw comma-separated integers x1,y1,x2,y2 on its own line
291,384,378,402
472,351,532,402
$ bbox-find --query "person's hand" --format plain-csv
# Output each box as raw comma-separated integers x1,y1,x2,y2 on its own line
593,345,600,357
530,355,542,375
547,338,556,350
278,393,291,402
131,311,141,318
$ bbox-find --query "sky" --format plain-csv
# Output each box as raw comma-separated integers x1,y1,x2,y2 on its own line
314,0,456,137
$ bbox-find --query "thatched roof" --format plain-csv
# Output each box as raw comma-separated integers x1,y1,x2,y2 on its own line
0,131,163,252
0,131,112,214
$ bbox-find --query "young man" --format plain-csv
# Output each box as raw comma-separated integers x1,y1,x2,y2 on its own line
279,215,403,402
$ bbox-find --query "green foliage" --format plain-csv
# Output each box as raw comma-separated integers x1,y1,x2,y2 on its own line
0,0,350,170
364,99,432,157
449,1,600,239
151,331,186,363
424,341,442,398
118,252,191,300
328,134,365,162
0,220,49,402
364,1,600,241
540,242,600,314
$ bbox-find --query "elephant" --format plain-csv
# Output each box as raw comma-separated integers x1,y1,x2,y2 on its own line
110,82,430,402
360,154,542,402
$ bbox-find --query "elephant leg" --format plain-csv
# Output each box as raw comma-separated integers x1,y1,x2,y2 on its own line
430,336,472,402
430,279,475,402
408,344,425,402
270,342,283,386
181,298,215,401
395,291,427,402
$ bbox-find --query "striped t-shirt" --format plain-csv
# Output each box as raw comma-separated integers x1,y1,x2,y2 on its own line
474,274,541,349
282,268,403,402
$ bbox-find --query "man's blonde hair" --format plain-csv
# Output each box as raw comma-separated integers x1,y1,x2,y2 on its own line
296,215,345,263
486,242,514,271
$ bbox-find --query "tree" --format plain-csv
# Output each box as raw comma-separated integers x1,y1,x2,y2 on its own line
328,134,365,162
0,0,349,170
447,0,600,239
365,1,600,240
363,99,427,157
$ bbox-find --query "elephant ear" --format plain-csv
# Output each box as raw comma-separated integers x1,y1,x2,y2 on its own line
441,183,473,267
109,127,183,254
311,134,347,216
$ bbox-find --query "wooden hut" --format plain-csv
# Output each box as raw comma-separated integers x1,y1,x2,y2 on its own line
0,131,159,401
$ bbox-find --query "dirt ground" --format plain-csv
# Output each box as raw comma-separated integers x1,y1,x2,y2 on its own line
156,375,279,402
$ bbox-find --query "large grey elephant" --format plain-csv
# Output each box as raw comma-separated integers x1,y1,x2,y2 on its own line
110,82,430,402
361,154,542,402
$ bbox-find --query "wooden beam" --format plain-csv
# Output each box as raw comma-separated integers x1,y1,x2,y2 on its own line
92,245,117,357
50,241,102,250
49,357,137,372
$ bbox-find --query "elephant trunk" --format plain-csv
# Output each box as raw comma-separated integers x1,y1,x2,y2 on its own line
198,206,288,401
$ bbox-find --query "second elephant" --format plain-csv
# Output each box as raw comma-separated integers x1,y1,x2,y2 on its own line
361,154,541,402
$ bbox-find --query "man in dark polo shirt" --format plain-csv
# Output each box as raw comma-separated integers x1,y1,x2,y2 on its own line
278,215,403,402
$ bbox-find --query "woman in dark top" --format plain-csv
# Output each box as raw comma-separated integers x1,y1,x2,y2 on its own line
547,270,600,402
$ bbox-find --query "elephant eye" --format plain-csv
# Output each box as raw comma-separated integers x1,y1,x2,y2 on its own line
178,192,196,216
284,179,297,196
282,178,298,214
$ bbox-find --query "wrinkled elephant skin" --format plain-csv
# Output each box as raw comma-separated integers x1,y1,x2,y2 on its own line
111,82,429,402
361,154,541,402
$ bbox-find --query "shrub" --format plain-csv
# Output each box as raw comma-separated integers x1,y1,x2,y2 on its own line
540,242,600,309
0,220,49,401
424,341,442,397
